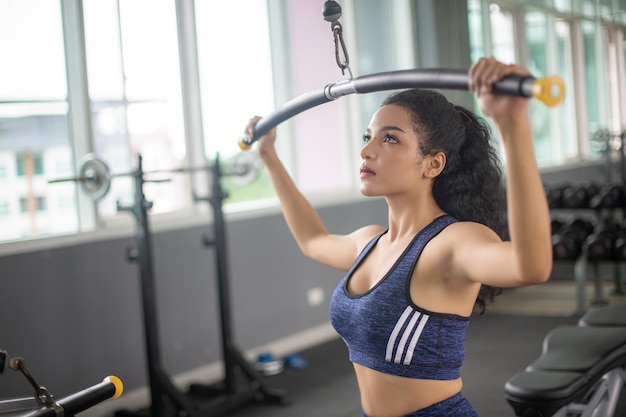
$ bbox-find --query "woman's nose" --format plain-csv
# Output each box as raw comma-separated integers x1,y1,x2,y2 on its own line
360,139,375,159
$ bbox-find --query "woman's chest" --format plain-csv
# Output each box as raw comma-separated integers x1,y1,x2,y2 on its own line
346,237,449,299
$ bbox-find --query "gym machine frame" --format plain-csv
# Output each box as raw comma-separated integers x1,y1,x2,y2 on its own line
238,1,565,151
113,155,198,417
50,151,275,417
1,350,123,417
109,154,283,417
187,155,285,411
48,74,563,416
238,69,565,150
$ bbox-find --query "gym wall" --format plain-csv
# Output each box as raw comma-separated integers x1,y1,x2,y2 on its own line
0,197,386,399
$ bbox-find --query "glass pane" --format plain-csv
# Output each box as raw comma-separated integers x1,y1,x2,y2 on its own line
581,0,596,16
489,6,517,63
0,0,76,242
526,11,552,165
599,0,611,20
354,0,400,122
555,19,578,160
0,0,66,100
583,20,602,136
553,0,573,13
195,0,275,204
468,0,486,62
84,0,186,216
83,0,124,101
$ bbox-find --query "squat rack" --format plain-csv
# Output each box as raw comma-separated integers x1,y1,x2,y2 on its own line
112,155,283,417
51,151,277,417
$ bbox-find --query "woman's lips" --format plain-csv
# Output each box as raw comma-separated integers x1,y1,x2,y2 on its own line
360,165,375,177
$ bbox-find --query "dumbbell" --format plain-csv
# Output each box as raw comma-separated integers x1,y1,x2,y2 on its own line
560,183,601,209
585,226,620,261
546,184,567,209
589,184,626,210
552,218,595,260
551,219,564,235
612,230,626,260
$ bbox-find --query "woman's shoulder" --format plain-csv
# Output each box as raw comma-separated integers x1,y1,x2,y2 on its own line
440,220,502,245
351,224,387,247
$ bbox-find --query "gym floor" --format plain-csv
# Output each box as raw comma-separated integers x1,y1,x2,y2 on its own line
221,283,626,417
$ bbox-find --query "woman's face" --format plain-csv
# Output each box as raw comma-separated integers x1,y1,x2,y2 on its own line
359,104,431,197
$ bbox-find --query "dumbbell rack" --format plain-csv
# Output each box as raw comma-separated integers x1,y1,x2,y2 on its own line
548,182,626,315
548,129,626,314
114,155,284,417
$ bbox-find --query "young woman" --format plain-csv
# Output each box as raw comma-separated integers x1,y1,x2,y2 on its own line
243,57,552,417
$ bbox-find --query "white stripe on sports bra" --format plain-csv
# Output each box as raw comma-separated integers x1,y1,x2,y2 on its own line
385,306,430,364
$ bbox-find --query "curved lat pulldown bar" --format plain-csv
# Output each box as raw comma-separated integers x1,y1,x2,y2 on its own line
238,68,566,150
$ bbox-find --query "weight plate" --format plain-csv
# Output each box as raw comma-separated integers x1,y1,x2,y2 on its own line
78,154,112,201
230,151,261,185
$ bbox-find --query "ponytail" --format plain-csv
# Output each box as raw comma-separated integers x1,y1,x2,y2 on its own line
383,90,508,313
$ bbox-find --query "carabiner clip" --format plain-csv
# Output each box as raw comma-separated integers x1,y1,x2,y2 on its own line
332,21,353,79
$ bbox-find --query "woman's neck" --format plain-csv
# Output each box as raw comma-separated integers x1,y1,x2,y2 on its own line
385,196,445,242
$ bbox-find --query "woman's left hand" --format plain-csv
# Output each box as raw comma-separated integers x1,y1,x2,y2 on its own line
469,57,530,123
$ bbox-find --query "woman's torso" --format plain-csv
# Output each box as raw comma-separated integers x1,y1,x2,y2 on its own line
330,216,481,417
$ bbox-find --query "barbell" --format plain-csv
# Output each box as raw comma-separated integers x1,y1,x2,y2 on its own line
49,152,262,201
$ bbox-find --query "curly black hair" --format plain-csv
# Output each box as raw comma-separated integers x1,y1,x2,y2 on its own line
382,89,508,313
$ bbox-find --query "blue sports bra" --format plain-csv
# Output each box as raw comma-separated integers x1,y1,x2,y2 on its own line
329,215,469,380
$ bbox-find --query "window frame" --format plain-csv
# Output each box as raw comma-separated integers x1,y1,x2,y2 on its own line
3,0,626,254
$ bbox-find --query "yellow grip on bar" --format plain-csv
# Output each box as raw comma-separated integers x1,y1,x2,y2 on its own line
532,75,566,107
105,375,124,399
238,138,252,151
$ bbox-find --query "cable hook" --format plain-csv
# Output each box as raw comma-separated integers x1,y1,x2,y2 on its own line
332,21,353,79
11,357,58,407
322,1,353,79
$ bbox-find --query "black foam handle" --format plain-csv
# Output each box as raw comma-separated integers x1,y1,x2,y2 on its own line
240,69,540,148
23,378,120,417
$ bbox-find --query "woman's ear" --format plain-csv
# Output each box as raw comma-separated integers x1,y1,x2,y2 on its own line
424,152,446,179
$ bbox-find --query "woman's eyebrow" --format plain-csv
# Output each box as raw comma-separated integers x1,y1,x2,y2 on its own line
365,125,406,133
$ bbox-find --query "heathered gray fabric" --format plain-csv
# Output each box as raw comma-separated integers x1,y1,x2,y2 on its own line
330,215,470,380
362,392,479,416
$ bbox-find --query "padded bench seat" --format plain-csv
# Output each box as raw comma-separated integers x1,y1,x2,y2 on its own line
578,304,626,327
504,325,626,417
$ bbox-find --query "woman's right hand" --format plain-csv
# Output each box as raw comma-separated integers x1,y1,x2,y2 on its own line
244,116,277,160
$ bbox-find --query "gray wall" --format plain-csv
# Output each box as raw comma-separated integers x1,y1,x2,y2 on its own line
2,0,623,406
1,158,618,400
0,197,387,399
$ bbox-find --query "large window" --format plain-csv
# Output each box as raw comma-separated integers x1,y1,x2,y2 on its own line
83,0,186,216
0,0,75,241
0,0,278,244
3,0,626,246
468,0,625,167
194,0,276,205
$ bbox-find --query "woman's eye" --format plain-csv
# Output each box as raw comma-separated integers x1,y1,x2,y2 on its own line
383,134,398,143
362,134,371,143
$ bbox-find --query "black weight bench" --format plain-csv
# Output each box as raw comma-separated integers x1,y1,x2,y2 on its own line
503,310,626,417
578,304,626,327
